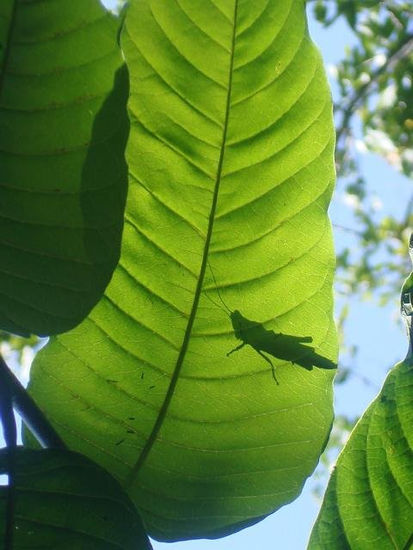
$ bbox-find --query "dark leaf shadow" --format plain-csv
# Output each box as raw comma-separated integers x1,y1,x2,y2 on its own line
81,63,130,315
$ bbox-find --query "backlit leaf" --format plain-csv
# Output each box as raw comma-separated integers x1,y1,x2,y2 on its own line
28,0,337,541
309,266,413,549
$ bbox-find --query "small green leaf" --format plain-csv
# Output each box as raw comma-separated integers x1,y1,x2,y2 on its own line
0,448,151,549
0,0,129,336
309,246,413,549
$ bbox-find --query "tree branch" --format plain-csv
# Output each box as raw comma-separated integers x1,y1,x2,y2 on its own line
333,223,364,237
0,370,16,550
335,33,413,145
0,354,66,449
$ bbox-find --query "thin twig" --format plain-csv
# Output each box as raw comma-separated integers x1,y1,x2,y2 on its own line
402,193,413,228
0,374,16,550
333,223,364,237
336,34,413,144
0,354,66,449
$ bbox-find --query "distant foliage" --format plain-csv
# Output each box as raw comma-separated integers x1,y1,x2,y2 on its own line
311,0,413,305
313,0,413,177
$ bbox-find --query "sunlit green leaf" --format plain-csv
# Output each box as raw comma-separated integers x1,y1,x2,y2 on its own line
0,0,128,336
309,354,413,549
0,448,151,549
28,0,336,541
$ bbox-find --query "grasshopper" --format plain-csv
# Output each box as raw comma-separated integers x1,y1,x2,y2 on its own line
205,266,336,384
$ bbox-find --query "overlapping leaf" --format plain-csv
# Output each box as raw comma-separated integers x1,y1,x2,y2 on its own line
0,448,151,549
28,0,337,541
309,359,413,550
309,259,413,550
0,0,128,336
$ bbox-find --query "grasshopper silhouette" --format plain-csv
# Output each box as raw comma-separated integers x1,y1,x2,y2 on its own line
206,268,336,384
228,309,336,384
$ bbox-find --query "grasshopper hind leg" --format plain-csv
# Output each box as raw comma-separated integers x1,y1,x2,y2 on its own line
227,342,280,385
256,350,279,385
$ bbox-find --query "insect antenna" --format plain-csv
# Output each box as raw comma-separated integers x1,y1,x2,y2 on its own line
203,289,227,314
207,262,232,314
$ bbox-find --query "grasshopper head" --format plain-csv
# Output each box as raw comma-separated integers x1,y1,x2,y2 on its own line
230,310,243,337
230,309,241,321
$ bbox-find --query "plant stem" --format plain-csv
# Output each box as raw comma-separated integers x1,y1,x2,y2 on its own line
0,354,66,449
0,370,16,550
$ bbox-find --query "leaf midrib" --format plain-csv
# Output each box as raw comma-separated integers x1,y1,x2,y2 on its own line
125,0,239,487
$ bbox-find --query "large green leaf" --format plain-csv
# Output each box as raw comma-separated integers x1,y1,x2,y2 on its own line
0,0,129,336
28,0,337,541
0,448,151,549
309,270,413,549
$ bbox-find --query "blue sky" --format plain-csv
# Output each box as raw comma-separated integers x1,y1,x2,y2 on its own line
2,2,410,549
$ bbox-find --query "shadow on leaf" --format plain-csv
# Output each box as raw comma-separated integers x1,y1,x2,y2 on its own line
228,310,336,384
